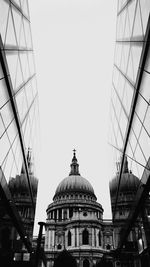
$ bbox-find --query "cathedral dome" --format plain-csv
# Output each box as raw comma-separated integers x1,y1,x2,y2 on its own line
55,175,95,196
53,150,96,199
109,156,140,196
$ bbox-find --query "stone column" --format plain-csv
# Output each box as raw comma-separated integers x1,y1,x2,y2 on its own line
45,229,48,250
67,208,69,219
62,209,64,220
51,230,55,247
92,228,94,247
96,229,98,247
76,228,79,246
72,228,75,247
48,230,51,249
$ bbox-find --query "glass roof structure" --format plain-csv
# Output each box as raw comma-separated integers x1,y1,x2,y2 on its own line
0,0,40,257
109,0,150,250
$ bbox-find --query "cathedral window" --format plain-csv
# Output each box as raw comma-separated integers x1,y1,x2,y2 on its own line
58,209,62,221
64,210,67,220
68,230,71,246
106,244,111,250
82,229,89,245
69,208,73,218
54,210,57,221
83,259,89,267
57,244,62,250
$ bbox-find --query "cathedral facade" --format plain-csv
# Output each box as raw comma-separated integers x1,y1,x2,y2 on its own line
44,151,113,267
44,152,149,267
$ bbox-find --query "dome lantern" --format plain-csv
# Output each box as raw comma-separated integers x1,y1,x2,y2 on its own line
69,149,80,176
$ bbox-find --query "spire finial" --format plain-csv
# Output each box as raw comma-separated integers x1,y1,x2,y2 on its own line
69,149,80,176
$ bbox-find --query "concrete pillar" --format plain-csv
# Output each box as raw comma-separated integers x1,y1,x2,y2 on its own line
57,209,59,221
62,209,64,220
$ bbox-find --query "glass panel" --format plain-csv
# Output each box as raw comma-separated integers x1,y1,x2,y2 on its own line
19,52,30,81
19,19,26,48
28,52,35,76
25,81,34,107
0,78,9,108
6,119,17,145
143,106,150,137
127,49,135,83
119,107,128,139
134,143,147,169
0,131,10,167
140,71,150,102
11,135,23,176
15,55,24,89
117,72,125,102
23,116,31,149
0,1,9,43
128,0,136,35
12,5,22,47
32,76,38,98
5,9,17,46
0,114,6,139
112,66,119,89
13,0,21,8
132,1,144,38
124,10,130,39
15,88,28,123
140,0,150,36
145,46,150,73
135,94,148,125
131,44,143,82
129,128,138,155
2,148,15,182
115,43,122,69
138,127,150,164
6,52,18,90
23,19,32,49
121,44,130,73
132,113,143,141
21,0,29,18
123,80,134,117
1,101,14,129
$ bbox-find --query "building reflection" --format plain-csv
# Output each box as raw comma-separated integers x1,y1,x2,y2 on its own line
0,0,39,265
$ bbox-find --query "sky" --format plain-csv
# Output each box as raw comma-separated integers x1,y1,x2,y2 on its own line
29,0,117,235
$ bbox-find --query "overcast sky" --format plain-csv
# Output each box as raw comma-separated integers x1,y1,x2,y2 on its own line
29,0,117,235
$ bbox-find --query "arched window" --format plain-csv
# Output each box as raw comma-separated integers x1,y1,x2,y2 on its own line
68,230,71,246
82,229,89,245
106,244,111,250
83,259,89,267
69,208,73,218
98,231,101,246
64,210,67,220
